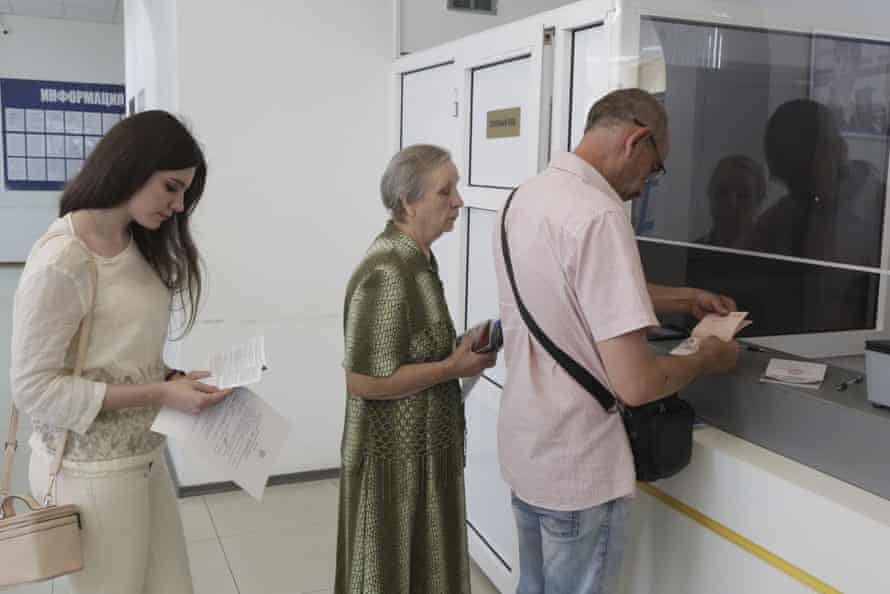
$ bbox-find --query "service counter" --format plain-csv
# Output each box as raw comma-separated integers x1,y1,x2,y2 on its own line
468,347,890,593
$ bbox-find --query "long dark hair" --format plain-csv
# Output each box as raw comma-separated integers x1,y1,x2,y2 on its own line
59,110,206,336
764,99,842,197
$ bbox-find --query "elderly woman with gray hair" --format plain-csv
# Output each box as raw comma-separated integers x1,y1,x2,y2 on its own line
335,144,497,594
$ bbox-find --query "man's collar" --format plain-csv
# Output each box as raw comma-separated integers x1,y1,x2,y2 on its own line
548,151,624,205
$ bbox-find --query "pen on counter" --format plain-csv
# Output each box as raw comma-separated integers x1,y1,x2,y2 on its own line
836,376,864,391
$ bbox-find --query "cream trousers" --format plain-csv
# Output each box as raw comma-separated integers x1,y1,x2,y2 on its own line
28,439,193,594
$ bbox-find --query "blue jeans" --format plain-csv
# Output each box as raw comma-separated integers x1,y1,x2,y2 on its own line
511,493,629,594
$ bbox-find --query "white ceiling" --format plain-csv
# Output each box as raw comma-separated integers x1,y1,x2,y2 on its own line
0,0,122,25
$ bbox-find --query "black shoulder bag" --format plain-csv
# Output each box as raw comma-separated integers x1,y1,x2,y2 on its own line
500,188,694,482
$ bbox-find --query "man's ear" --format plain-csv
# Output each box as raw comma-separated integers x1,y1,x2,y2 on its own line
623,126,650,160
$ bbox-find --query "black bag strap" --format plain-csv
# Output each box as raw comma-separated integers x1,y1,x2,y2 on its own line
500,188,618,414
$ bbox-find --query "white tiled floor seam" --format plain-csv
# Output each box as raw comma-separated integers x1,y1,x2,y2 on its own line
202,494,243,594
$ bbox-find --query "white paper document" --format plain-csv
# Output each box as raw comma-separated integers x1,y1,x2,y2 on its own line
759,358,827,390
210,337,267,389
45,110,65,133
26,134,45,157
670,312,751,356
25,109,45,132
47,159,66,182
102,112,120,134
64,111,83,134
26,158,46,181
5,108,25,132
6,157,26,180
152,387,290,500
46,135,65,158
6,133,25,157
83,112,103,135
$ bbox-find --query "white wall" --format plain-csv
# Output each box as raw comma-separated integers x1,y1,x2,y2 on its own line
0,14,123,494
128,0,396,485
124,0,178,112
399,0,577,54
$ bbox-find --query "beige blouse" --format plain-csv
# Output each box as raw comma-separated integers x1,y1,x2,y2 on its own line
10,215,173,462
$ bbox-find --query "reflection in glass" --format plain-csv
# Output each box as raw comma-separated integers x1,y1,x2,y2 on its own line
634,18,889,335
744,99,882,267
698,155,766,247
633,18,888,267
813,36,890,137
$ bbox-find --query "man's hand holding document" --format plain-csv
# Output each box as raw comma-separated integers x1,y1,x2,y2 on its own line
670,312,752,356
152,337,291,500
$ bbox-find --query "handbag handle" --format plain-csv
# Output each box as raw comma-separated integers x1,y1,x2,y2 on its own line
2,223,98,507
499,187,619,414
0,494,42,520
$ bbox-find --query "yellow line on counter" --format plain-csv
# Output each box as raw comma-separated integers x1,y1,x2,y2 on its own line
637,482,842,594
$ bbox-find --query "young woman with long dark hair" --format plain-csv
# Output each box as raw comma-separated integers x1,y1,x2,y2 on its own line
10,110,228,593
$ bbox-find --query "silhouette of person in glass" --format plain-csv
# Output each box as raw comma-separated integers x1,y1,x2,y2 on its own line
744,98,880,268
739,98,883,332
698,155,766,248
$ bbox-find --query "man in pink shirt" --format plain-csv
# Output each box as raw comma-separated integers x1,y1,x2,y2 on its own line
494,89,739,594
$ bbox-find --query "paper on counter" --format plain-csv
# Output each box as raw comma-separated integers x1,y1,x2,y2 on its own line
152,387,290,500
670,312,751,356
759,358,827,390
210,337,267,389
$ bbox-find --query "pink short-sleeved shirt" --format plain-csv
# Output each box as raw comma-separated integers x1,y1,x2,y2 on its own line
493,151,659,511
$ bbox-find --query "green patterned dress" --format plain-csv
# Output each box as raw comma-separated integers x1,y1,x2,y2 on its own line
335,222,470,594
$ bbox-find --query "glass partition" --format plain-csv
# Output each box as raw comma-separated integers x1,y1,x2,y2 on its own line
635,18,890,335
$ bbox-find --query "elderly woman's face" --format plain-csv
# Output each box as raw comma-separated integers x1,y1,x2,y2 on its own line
411,160,463,242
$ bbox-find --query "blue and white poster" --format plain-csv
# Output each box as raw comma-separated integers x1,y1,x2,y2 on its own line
1,78,125,191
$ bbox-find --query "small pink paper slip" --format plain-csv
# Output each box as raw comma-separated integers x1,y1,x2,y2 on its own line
691,311,752,341
670,312,751,356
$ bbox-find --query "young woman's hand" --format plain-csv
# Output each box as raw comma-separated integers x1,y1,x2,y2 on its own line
159,374,231,414
166,370,212,381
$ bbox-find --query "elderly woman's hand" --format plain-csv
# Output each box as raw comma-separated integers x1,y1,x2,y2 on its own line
446,331,498,379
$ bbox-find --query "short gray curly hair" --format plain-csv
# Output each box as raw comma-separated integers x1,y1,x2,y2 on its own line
584,88,668,144
380,144,452,222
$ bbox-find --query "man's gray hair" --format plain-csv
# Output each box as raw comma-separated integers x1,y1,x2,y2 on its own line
380,144,452,222
584,88,668,143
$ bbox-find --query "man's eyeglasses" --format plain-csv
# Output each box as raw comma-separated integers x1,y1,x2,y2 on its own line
633,118,666,181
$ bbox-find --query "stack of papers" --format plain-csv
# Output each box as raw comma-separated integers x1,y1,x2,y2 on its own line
152,337,290,500
670,312,752,356
209,336,267,389
760,358,827,390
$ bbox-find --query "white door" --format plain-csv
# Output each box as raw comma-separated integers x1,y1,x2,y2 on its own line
401,62,464,330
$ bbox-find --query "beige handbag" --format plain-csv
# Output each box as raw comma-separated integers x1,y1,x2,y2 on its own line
0,228,97,587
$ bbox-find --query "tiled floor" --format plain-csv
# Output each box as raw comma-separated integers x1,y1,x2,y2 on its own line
3,478,500,594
